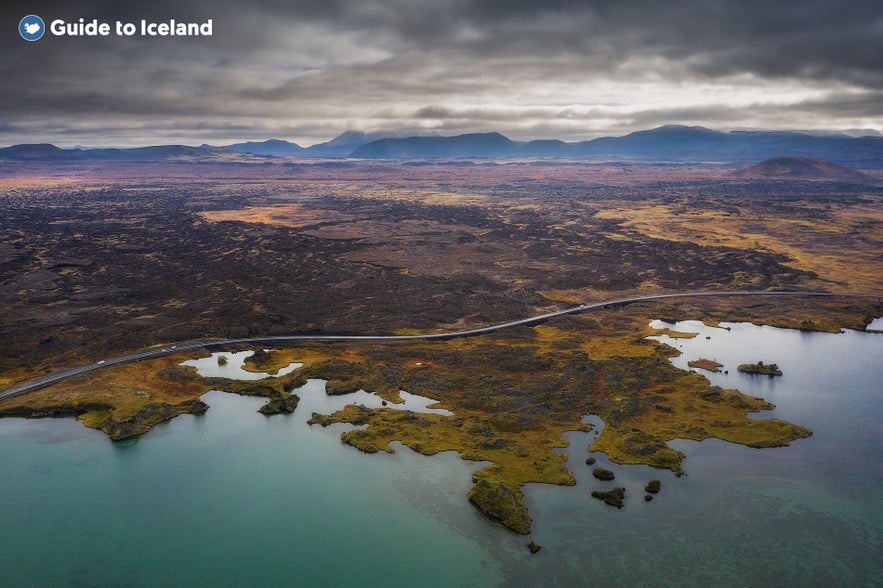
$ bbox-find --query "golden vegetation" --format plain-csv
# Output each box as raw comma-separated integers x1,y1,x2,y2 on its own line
688,358,724,372
0,299,875,533
595,200,883,293
2,162,881,535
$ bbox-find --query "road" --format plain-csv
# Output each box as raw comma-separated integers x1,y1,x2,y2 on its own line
0,290,874,400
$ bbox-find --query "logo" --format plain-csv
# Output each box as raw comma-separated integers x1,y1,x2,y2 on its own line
19,14,45,41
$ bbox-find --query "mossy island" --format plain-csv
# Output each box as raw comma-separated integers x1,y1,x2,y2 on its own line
258,394,300,415
738,361,783,377
688,358,723,373
592,467,615,480
591,487,626,508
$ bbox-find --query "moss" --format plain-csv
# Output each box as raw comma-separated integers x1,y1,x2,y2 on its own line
468,477,532,535
592,468,615,480
591,487,626,508
653,328,698,339
0,302,837,534
84,399,209,441
258,394,300,415
738,361,783,376
688,358,723,373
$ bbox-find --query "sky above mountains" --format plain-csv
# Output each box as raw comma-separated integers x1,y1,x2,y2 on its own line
2,0,881,147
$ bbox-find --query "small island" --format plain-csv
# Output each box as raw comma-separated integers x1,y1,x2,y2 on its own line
591,487,626,508
737,361,783,377
592,467,615,480
688,358,723,373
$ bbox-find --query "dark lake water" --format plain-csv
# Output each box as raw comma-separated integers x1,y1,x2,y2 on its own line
1,323,880,587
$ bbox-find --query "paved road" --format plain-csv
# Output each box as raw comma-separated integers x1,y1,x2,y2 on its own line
0,290,874,400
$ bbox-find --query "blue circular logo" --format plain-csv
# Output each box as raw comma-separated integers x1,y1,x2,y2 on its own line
19,15,45,41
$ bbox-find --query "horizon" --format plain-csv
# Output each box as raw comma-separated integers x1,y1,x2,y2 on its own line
4,123,883,151
2,1,881,147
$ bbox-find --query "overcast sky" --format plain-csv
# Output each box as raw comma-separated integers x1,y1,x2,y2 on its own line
2,0,881,146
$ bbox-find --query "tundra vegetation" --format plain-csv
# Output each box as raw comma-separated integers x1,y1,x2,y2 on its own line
0,160,880,533
688,358,724,372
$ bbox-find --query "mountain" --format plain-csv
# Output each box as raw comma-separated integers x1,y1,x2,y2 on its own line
305,130,442,157
576,125,732,157
352,132,518,158
222,131,434,157
85,145,237,161
733,157,873,182
349,126,883,166
0,143,74,160
224,139,304,156
3,126,882,166
304,131,398,157
0,143,242,162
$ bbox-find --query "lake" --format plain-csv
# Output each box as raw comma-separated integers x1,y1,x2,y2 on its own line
0,323,880,587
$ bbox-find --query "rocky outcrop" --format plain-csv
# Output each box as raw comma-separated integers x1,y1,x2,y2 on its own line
258,394,300,415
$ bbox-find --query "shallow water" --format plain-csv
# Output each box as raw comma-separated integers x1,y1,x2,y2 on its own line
181,350,302,380
1,324,880,587
0,381,501,587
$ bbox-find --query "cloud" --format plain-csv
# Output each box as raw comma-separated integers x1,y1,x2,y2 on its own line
1,0,880,146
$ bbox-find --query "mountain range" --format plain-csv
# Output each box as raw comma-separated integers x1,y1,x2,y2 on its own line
2,125,882,168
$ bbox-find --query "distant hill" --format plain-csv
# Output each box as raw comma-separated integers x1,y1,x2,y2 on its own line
0,143,75,160
352,132,517,158
734,157,873,182
223,139,304,156
3,126,882,166
0,144,244,162
350,126,883,166
223,131,435,157
303,131,420,157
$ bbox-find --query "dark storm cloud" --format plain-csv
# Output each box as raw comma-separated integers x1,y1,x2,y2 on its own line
1,0,880,145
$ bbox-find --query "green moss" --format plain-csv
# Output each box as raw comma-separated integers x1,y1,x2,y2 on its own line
592,467,615,480
738,361,783,376
82,399,208,441
258,394,300,415
468,476,531,535
591,487,626,508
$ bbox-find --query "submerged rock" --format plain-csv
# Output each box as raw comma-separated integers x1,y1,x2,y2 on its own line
527,542,541,554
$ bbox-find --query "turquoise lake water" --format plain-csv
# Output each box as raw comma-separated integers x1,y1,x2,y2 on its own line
1,323,880,587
